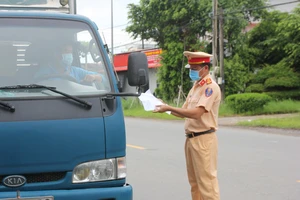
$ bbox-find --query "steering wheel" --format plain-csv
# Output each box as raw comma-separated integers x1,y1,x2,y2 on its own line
35,74,78,83
89,39,102,62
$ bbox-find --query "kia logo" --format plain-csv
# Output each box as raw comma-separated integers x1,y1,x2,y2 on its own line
2,175,26,188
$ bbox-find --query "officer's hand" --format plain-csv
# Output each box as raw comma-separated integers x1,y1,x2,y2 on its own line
153,104,169,113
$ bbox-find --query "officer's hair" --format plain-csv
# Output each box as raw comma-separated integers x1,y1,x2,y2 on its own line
200,63,211,69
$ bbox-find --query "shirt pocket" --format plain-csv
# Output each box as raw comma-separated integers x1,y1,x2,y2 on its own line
187,96,200,108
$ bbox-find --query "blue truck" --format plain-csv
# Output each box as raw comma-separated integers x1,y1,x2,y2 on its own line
0,1,149,199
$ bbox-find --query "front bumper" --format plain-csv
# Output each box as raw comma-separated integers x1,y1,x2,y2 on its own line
0,184,132,200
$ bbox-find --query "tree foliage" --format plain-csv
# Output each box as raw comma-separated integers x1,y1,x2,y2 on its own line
219,0,267,54
127,0,213,100
126,0,298,100
239,6,300,93
224,54,249,96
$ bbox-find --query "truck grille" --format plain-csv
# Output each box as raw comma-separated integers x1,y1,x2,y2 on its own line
0,172,66,184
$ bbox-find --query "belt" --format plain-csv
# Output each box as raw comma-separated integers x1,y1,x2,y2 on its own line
185,129,215,138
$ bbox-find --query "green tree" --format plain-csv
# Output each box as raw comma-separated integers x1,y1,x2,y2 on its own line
126,0,267,101
219,0,267,55
275,6,300,72
224,54,249,96
241,6,300,97
246,11,289,70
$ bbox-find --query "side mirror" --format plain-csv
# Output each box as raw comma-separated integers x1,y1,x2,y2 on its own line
127,52,149,93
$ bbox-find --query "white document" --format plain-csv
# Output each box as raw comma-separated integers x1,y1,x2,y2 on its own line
138,89,171,114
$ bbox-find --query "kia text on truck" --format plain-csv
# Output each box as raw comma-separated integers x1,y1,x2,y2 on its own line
0,1,149,200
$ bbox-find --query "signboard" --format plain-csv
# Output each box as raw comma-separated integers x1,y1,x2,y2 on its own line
144,49,162,68
114,48,162,72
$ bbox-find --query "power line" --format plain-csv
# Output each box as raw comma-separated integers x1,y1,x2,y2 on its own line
113,40,142,49
107,0,300,49
102,1,299,33
220,0,300,16
99,23,128,31
175,0,300,32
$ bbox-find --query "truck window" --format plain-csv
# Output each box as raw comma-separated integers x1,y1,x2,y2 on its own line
0,18,111,98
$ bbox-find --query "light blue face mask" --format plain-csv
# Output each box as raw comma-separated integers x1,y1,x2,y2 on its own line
61,53,73,67
189,67,204,81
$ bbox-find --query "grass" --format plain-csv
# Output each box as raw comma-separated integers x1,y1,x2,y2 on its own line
261,100,300,114
219,103,236,117
222,100,300,116
121,98,300,129
237,114,300,129
122,97,180,120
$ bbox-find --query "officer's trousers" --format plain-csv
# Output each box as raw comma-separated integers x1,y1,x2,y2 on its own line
185,132,220,200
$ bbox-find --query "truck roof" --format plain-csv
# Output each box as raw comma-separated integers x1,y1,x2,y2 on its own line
0,11,98,30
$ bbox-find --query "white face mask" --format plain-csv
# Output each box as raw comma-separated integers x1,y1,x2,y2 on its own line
61,53,73,67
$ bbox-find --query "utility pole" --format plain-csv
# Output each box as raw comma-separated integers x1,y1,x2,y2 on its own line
111,0,114,64
219,8,225,101
212,0,218,69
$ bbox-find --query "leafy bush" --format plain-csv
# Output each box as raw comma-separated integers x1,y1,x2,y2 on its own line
245,84,264,92
250,61,300,91
224,54,249,96
225,93,272,113
121,97,142,110
264,76,300,90
264,90,300,100
250,65,273,84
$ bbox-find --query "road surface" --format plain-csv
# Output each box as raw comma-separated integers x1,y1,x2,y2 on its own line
125,117,300,200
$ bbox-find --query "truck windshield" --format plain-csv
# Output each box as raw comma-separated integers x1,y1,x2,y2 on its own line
0,18,111,99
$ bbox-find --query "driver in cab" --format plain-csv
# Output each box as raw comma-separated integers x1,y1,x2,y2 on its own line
34,43,105,84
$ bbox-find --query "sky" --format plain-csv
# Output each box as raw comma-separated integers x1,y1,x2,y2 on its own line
76,0,140,53
75,0,297,53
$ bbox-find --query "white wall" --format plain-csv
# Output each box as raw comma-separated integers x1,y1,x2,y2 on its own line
117,68,158,94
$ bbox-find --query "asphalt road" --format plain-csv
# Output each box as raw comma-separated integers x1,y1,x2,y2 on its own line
125,117,300,200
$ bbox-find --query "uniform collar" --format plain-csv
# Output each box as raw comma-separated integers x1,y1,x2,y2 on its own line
196,74,212,87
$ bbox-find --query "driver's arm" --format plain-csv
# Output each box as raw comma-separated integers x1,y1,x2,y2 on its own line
84,74,103,82
72,67,106,83
34,65,56,82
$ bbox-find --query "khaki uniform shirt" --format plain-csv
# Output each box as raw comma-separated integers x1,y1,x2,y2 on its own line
182,74,221,134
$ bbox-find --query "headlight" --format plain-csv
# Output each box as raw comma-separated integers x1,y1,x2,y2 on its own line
72,157,127,183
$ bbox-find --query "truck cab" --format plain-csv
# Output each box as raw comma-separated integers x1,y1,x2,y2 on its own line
0,1,148,200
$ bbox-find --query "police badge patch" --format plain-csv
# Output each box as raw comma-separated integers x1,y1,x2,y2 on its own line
205,88,213,97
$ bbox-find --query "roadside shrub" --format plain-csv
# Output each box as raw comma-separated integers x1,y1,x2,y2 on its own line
264,76,300,90
224,55,248,96
121,97,142,110
225,93,272,113
264,90,300,100
245,84,264,93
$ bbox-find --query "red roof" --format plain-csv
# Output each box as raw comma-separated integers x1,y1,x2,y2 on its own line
113,48,162,72
243,22,259,33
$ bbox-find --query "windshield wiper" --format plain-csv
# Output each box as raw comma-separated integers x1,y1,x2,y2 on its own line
0,84,92,109
0,85,56,91
102,92,140,98
0,101,15,112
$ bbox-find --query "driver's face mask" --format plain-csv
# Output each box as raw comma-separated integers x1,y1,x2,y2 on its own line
61,53,73,68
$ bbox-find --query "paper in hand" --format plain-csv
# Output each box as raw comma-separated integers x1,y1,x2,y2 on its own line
138,89,171,114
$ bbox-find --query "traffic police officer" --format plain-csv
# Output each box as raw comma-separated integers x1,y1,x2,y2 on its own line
154,51,221,200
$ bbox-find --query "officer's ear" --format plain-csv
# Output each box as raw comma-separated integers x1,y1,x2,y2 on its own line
205,63,212,70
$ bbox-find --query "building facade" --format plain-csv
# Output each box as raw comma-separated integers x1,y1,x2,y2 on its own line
113,48,162,93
